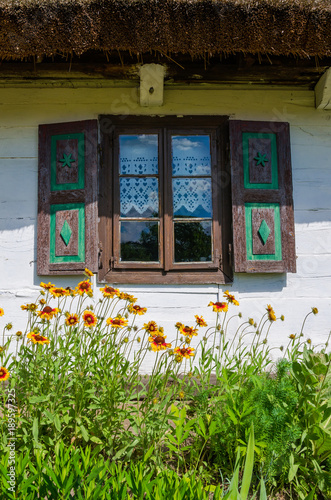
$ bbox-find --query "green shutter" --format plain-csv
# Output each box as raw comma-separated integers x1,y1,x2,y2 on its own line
37,120,98,275
230,120,296,273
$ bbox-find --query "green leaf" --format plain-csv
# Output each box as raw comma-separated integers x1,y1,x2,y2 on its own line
29,395,50,404
241,424,254,500
303,490,315,500
143,444,154,463
166,443,178,453
32,417,39,443
227,408,238,425
88,436,102,445
80,425,89,442
54,415,61,432
43,410,54,422
288,462,299,482
259,477,267,500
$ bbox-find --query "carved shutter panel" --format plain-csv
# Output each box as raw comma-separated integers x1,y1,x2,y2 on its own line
37,120,98,275
230,120,296,273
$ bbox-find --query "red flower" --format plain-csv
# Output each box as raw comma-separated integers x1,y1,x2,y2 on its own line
82,311,97,327
208,301,228,313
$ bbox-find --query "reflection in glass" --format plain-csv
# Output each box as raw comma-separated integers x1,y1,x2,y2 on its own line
173,178,212,218
120,221,159,262
120,178,159,218
172,136,211,176
174,222,212,263
119,135,158,175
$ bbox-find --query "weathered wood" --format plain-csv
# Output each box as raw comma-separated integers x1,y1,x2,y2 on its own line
252,208,275,256
0,54,331,89
99,270,232,285
37,120,98,275
230,120,296,274
55,209,79,257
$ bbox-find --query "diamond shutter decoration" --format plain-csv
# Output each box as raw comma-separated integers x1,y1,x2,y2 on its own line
230,120,296,273
37,120,98,275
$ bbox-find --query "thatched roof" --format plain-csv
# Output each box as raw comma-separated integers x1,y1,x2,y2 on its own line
0,0,331,61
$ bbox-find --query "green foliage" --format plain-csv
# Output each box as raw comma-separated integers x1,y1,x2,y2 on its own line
0,281,330,499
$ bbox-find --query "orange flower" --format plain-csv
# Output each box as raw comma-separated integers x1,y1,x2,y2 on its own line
118,292,137,303
100,286,120,298
50,287,70,298
179,325,198,338
65,314,79,326
76,281,92,296
208,301,228,313
37,306,59,321
143,321,158,333
266,305,276,322
0,367,10,382
223,290,239,306
106,317,128,329
175,322,184,329
148,333,171,352
289,334,296,340
0,308,4,316
195,315,207,327
84,268,94,277
82,311,97,328
40,282,55,290
174,346,195,360
128,304,147,315
27,332,50,345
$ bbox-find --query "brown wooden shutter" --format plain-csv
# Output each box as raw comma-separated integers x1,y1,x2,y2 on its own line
37,120,98,275
230,120,296,273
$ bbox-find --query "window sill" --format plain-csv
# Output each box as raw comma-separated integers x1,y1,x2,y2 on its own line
98,269,232,285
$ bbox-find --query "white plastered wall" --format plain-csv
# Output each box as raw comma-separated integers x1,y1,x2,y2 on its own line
0,84,330,371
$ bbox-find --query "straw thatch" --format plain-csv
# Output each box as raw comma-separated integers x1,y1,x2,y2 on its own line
0,0,331,60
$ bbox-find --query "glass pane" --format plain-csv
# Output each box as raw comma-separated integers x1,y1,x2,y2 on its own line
119,135,158,175
172,135,211,176
174,222,212,263
120,178,159,218
120,221,159,262
173,178,212,218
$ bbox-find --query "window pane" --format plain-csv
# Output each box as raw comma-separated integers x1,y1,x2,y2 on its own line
120,221,159,262
172,135,211,176
173,178,212,218
174,221,212,262
119,135,158,175
120,178,159,217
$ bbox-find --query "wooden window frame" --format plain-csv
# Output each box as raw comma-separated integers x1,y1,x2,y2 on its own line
98,115,232,285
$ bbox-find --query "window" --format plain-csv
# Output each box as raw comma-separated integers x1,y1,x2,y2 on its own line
98,116,232,284
37,117,296,280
